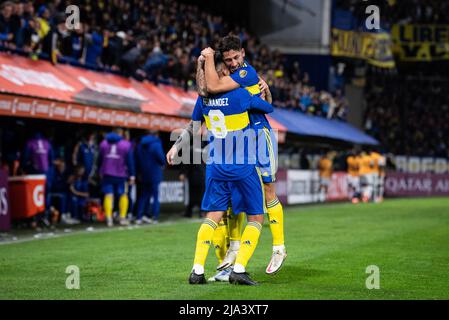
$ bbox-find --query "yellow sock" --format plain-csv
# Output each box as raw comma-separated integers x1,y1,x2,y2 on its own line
193,218,218,267
103,194,114,219
235,221,262,268
119,194,129,218
228,210,245,242
213,218,229,264
267,198,285,246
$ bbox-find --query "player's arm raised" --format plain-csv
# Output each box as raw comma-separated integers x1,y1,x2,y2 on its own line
167,120,203,165
203,47,239,94
196,55,208,97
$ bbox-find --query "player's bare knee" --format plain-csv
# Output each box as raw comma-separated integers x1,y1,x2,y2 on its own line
206,211,225,224
264,183,277,202
247,214,264,225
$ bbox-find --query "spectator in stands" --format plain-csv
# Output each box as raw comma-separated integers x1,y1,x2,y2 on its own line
101,30,126,71
120,36,148,78
1,0,345,121
0,1,15,48
84,26,104,67
364,75,449,157
135,130,166,225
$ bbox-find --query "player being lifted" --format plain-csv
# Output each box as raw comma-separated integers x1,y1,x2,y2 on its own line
167,57,251,282
201,36,287,275
188,53,274,285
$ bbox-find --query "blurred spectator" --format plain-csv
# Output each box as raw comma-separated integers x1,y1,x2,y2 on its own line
47,158,71,225
21,132,54,176
72,132,96,182
135,131,166,225
0,1,15,48
98,128,135,227
68,165,89,223
364,75,449,157
0,0,344,120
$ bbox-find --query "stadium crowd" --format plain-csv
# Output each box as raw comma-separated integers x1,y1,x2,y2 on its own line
364,75,449,158
0,0,347,120
335,0,449,28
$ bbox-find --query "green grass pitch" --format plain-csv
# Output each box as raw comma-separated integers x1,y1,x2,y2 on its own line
1,198,448,300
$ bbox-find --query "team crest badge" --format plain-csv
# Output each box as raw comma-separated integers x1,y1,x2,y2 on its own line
239,70,247,78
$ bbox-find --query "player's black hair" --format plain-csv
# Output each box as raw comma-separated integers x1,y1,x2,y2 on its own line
218,35,242,54
214,51,223,66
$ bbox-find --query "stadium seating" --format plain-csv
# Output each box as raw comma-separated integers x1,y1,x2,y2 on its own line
0,0,345,120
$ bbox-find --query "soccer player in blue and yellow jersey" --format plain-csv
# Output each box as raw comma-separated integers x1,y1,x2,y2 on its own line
201,35,287,275
189,53,274,285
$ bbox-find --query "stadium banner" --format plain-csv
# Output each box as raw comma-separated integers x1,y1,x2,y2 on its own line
330,28,395,68
385,172,449,197
0,169,10,231
0,53,287,138
394,156,449,174
0,94,190,132
327,172,349,201
286,170,320,204
159,181,185,204
0,53,191,115
391,24,449,61
284,170,350,204
275,169,288,205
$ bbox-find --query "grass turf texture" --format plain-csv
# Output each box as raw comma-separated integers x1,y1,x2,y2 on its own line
1,198,448,300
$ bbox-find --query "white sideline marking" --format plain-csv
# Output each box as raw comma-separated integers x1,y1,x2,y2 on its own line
0,218,202,246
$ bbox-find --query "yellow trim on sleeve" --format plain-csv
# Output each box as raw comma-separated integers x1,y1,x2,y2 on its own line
245,84,261,95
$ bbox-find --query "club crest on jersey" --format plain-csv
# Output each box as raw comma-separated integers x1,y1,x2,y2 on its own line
243,240,251,246
239,70,247,78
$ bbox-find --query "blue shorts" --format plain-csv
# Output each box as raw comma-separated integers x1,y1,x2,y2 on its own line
256,127,277,184
101,175,128,196
201,167,266,215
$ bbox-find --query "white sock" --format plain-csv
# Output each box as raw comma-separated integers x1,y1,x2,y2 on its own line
233,263,245,273
230,241,240,251
192,264,204,275
273,245,285,252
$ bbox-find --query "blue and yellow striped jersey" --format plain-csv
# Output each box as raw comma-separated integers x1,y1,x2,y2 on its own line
192,87,273,180
229,61,272,130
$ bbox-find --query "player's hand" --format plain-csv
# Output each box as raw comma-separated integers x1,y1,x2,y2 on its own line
166,145,178,165
198,55,205,66
258,77,269,93
201,47,215,58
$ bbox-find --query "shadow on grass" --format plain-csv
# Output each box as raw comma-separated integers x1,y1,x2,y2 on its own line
256,265,328,285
